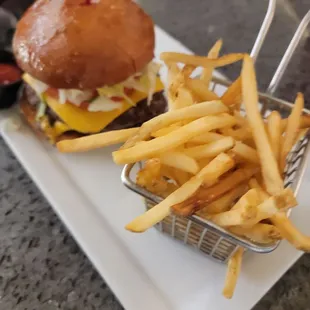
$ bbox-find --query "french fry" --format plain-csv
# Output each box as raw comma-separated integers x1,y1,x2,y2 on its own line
184,137,235,159
242,188,297,227
151,123,183,137
220,127,252,142
209,188,296,227
173,86,195,109
197,183,249,216
160,165,190,186
281,115,310,133
271,213,310,251
241,55,283,195
56,128,139,153
190,132,225,144
186,78,220,101
229,224,282,244
159,151,199,174
208,189,260,226
126,153,234,232
122,100,229,149
231,142,260,165
173,165,259,216
280,93,304,173
201,39,223,85
136,159,177,197
160,52,244,68
221,77,242,108
267,111,282,164
114,114,237,164
222,247,244,299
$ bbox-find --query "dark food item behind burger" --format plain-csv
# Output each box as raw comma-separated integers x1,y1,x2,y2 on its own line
13,0,167,143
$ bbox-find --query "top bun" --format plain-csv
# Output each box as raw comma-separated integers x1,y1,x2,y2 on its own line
13,0,155,89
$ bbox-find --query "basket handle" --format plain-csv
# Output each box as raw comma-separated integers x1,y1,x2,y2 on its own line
267,10,310,95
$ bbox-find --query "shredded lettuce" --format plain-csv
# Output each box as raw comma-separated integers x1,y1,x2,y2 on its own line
88,96,122,112
35,101,47,121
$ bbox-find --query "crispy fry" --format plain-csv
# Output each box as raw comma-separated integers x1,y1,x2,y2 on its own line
196,153,235,185
173,165,259,216
209,188,296,227
229,224,282,244
151,123,182,137
126,153,233,232
184,137,235,159
222,247,244,299
281,115,310,133
136,159,177,197
173,86,195,109
280,93,304,173
186,78,220,101
208,189,261,226
160,165,190,186
221,77,242,108
241,55,283,195
271,213,310,251
231,142,260,165
114,114,237,164
122,101,228,149
56,128,139,153
220,127,252,142
190,132,225,144
201,39,223,85
197,183,249,216
267,111,282,164
160,52,244,68
159,151,199,174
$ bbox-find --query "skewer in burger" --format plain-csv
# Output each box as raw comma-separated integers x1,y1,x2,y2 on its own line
13,0,167,143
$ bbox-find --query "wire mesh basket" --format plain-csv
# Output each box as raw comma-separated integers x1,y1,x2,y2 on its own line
122,1,310,263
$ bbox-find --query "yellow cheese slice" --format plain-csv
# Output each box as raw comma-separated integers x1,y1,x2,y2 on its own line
24,74,164,134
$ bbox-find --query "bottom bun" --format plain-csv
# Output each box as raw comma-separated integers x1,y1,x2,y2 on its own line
20,85,167,144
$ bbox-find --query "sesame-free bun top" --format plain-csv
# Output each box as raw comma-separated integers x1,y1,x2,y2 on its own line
13,0,155,89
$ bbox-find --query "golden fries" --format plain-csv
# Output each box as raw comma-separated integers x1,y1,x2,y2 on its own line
190,132,225,144
159,151,199,174
186,78,220,101
184,137,235,159
231,142,259,165
122,100,228,149
221,77,242,108
114,114,237,164
241,55,283,195
280,93,304,173
222,247,244,299
197,183,249,215
229,224,282,244
267,111,282,163
160,52,244,68
56,128,139,153
173,165,259,216
201,39,223,85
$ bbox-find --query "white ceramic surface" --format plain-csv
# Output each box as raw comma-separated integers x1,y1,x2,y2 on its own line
1,26,309,310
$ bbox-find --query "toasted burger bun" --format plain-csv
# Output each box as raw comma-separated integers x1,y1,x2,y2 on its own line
13,0,155,89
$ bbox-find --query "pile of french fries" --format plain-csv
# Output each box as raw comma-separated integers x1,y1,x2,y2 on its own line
57,40,310,299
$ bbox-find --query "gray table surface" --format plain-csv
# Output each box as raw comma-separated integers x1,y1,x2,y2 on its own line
1,0,310,309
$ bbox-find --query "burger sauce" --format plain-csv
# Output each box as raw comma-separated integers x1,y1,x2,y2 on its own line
0,63,21,86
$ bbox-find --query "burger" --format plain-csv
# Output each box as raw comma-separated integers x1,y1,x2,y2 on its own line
12,0,167,143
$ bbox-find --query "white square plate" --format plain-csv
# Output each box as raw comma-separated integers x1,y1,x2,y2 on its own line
1,26,309,310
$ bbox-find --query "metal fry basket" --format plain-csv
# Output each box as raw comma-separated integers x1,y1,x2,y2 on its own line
122,1,310,263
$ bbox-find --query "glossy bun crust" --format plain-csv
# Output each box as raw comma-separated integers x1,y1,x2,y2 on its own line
13,0,155,89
